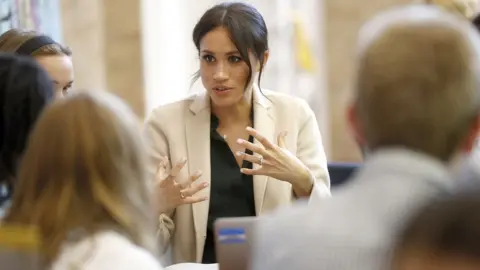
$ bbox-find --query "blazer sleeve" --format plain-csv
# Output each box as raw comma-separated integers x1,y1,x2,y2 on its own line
144,109,176,254
296,101,331,200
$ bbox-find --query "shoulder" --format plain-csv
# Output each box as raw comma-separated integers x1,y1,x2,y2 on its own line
147,93,197,122
52,231,163,270
261,89,315,122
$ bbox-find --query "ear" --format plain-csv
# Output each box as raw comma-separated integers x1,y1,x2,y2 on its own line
257,50,270,71
459,114,480,153
347,103,367,148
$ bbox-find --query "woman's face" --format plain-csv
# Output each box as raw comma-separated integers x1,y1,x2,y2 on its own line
35,54,74,98
199,26,258,108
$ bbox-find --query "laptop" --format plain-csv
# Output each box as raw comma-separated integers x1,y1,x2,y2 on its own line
214,216,257,270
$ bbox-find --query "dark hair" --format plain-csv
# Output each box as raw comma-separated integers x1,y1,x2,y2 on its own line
393,193,480,262
192,2,268,89
472,13,480,32
0,53,54,198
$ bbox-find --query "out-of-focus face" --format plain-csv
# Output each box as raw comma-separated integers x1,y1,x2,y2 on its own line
35,54,74,98
199,26,258,108
394,253,480,270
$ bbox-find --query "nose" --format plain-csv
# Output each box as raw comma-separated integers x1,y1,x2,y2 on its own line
213,62,229,81
54,88,65,99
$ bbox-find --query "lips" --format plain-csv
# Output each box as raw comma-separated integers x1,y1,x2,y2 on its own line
213,86,232,92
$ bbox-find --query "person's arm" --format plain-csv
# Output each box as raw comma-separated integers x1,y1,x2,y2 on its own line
144,109,175,253
293,101,331,200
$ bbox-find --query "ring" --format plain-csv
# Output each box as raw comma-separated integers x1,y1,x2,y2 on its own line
259,157,264,166
180,191,185,199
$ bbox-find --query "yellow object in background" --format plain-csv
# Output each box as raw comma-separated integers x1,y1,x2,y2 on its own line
0,225,40,251
0,225,42,269
292,12,315,72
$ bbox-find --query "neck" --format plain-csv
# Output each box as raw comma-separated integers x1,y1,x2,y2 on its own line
212,91,253,127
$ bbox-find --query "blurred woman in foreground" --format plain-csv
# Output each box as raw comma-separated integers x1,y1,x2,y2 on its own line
3,91,163,269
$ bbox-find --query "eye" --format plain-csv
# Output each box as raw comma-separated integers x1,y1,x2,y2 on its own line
202,54,215,62
228,56,242,63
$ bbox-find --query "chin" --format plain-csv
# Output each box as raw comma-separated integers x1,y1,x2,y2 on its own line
208,92,243,108
210,97,238,108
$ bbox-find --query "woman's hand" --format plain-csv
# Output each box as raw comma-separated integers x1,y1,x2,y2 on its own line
236,127,314,197
155,156,209,214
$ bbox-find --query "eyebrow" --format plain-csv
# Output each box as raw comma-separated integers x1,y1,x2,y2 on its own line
53,80,74,85
200,50,240,55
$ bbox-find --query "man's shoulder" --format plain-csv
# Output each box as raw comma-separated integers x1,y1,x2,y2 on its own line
257,201,324,238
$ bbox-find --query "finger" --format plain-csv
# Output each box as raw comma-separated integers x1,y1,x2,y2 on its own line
156,156,168,174
181,195,208,205
169,157,187,178
236,138,267,156
246,127,275,149
179,170,203,189
235,151,266,165
190,170,203,182
240,167,263,175
156,158,171,187
181,181,209,197
277,131,288,148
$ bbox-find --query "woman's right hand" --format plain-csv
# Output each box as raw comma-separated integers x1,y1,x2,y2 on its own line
155,156,209,214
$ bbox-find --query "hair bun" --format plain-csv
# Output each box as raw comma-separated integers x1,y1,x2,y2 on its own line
428,0,478,19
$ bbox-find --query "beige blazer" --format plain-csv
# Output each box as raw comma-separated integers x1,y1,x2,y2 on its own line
144,87,330,264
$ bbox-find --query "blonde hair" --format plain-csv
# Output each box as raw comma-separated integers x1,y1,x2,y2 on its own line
355,5,480,161
3,91,157,265
0,29,71,56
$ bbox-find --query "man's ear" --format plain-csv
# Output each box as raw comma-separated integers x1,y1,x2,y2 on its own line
347,103,367,148
460,114,480,153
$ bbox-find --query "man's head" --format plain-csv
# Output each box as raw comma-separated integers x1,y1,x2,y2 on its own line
348,5,480,162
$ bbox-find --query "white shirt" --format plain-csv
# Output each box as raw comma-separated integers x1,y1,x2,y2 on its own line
52,231,163,270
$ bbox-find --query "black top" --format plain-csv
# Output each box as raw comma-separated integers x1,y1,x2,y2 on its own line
201,113,256,264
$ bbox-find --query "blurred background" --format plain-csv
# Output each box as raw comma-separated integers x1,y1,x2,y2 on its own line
0,0,419,162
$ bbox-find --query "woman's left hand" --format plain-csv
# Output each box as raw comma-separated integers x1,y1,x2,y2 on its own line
236,127,314,195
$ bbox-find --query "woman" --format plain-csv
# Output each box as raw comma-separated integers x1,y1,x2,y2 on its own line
4,91,163,269
0,54,54,216
0,29,74,97
144,2,330,264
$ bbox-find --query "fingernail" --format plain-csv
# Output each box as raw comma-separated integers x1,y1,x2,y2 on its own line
236,151,242,156
180,157,187,163
246,127,253,131
240,168,245,173
203,182,209,187
237,139,244,144
195,170,203,176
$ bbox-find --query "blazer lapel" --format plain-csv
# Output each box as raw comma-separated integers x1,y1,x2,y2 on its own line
252,87,275,215
186,93,211,261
